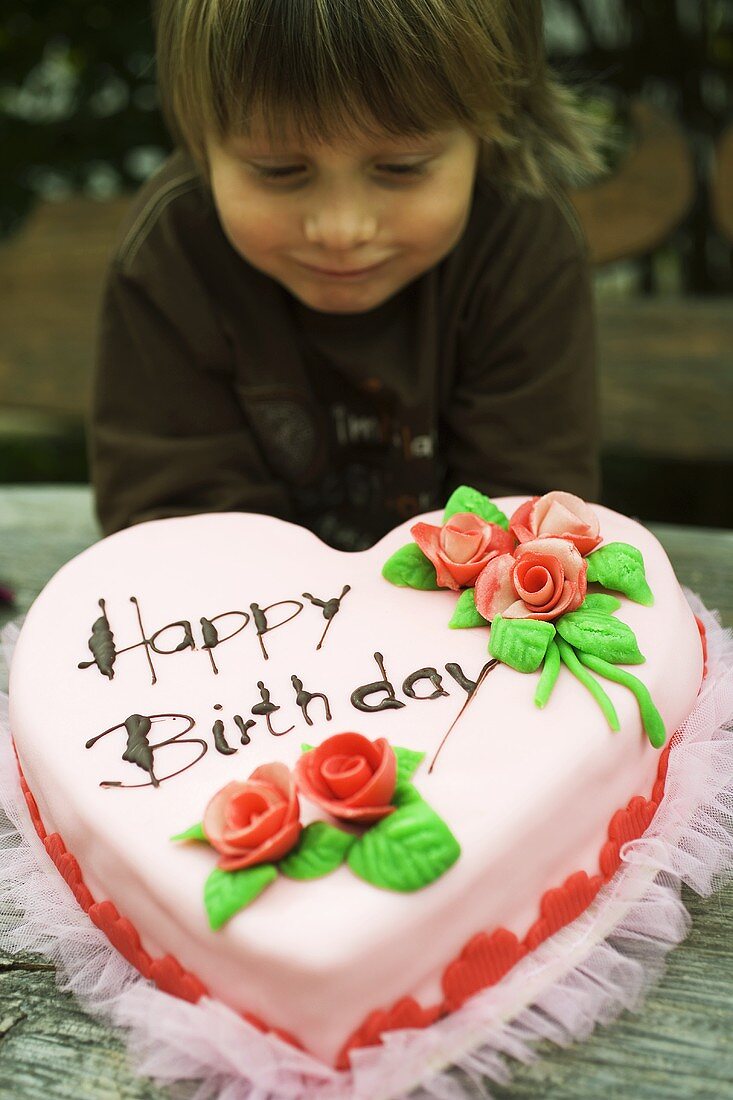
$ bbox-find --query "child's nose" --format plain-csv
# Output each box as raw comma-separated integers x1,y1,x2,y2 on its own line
304,197,379,248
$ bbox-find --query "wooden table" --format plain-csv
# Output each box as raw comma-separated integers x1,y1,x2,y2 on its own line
0,486,731,1100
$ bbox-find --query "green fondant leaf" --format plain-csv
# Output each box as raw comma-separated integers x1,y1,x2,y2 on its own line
392,780,425,807
586,543,654,606
556,610,645,665
578,593,622,615
556,638,620,731
382,543,440,590
300,742,314,753
488,615,555,673
448,587,489,629
393,746,425,785
278,822,354,880
171,822,207,843
576,652,667,748
534,640,561,708
204,863,277,931
443,485,510,529
347,798,460,892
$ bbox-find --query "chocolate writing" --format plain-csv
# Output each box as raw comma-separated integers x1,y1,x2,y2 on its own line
149,620,196,654
127,596,158,684
444,662,483,696
84,656,495,790
250,600,304,661
78,589,344,685
350,652,406,713
200,611,250,675
302,585,351,649
85,712,207,789
78,598,116,679
251,681,295,737
402,667,449,701
234,715,255,745
428,660,500,773
291,675,332,726
120,713,157,785
212,718,237,755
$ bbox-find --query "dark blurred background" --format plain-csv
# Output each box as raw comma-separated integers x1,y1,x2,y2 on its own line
1,0,732,526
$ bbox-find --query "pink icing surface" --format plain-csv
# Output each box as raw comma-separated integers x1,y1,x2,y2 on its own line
8,499,703,1064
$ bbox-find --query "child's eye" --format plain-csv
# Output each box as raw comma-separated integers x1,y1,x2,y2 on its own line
254,163,426,180
379,164,427,176
254,167,300,179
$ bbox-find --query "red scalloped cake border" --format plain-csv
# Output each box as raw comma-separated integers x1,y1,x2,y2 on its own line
10,618,707,1071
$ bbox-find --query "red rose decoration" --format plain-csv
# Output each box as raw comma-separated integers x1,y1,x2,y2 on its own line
509,491,601,556
411,512,515,590
203,763,301,872
475,537,587,622
295,733,397,824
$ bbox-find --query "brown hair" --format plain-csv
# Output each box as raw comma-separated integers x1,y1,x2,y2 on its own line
153,0,614,199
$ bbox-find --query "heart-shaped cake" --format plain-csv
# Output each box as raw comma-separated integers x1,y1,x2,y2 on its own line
8,489,704,1067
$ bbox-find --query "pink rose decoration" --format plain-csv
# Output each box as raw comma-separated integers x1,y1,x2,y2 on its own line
509,491,601,556
295,732,397,824
475,537,588,622
203,763,301,872
411,512,515,590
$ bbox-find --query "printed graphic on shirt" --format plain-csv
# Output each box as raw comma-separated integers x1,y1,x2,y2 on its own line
332,404,436,462
289,367,441,551
246,398,325,485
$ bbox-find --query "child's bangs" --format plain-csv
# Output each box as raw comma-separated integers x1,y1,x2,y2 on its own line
156,0,607,197
225,77,466,153
166,0,511,161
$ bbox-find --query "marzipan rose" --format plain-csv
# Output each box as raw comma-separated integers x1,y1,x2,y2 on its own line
203,763,301,871
295,732,397,824
509,490,601,556
411,512,515,590
475,536,587,622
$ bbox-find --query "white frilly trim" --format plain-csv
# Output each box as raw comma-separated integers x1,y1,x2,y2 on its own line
1,589,732,1100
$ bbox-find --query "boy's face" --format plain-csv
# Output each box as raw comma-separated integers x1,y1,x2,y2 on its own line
205,121,481,314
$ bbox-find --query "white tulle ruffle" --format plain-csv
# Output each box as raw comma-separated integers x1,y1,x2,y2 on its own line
1,589,732,1100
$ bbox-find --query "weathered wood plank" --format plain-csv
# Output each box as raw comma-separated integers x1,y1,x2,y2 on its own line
491,883,733,1100
570,100,695,266
0,198,129,416
0,487,100,656
0,959,170,1099
647,521,733,624
0,486,730,1099
596,299,733,461
712,122,733,244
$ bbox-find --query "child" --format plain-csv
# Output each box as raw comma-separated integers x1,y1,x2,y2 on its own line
91,0,608,551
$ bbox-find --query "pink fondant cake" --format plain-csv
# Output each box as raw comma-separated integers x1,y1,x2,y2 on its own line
8,489,704,1068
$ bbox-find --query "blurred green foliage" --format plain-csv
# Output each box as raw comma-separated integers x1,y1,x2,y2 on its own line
0,422,87,482
0,1,171,237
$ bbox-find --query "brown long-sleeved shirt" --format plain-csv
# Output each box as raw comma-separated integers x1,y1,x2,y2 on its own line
91,148,599,550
